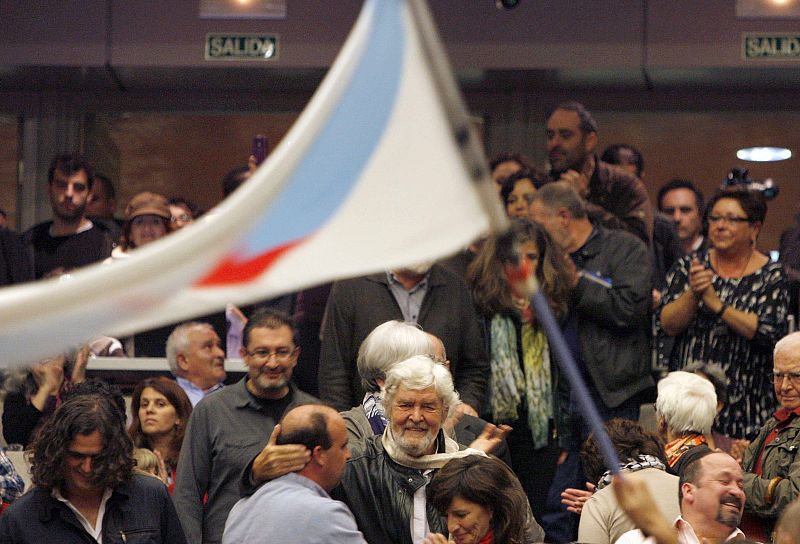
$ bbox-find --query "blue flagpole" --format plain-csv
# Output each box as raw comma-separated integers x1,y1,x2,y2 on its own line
528,286,620,473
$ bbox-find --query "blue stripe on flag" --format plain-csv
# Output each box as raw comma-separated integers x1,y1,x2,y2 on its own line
240,0,406,255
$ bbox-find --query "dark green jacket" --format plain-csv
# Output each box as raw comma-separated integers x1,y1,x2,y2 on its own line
742,410,800,518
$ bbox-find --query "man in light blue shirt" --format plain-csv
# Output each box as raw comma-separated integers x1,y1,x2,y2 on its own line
222,404,365,544
166,322,226,406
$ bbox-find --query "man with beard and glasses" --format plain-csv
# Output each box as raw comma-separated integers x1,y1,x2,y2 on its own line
545,102,653,245
318,262,488,418
615,451,746,544
24,154,115,279
174,309,317,544
330,356,543,544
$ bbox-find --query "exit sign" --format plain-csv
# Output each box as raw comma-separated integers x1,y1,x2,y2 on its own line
205,33,279,61
743,33,800,60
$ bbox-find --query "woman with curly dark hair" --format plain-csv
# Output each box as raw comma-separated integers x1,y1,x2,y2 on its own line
426,455,531,544
128,377,192,491
466,218,573,519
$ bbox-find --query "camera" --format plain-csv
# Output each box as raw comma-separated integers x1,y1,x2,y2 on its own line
721,167,779,200
496,0,521,9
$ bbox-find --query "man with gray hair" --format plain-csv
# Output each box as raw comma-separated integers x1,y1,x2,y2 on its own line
334,356,544,544
655,371,716,474
339,321,509,464
166,322,226,406
529,181,652,429
740,331,800,538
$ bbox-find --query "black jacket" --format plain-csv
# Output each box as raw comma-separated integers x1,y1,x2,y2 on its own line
0,474,187,544
318,265,489,411
571,225,654,408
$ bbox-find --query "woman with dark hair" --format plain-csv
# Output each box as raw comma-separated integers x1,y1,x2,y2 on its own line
466,218,573,519
500,169,545,219
168,197,198,230
577,419,678,544
109,191,172,259
659,187,789,440
426,455,531,544
128,377,192,492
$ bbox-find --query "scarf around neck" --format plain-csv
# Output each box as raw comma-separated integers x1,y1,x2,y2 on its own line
489,314,552,448
381,425,486,470
596,454,666,490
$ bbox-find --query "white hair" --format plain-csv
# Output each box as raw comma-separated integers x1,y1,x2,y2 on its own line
357,321,433,393
383,356,459,420
775,331,800,360
656,371,716,435
165,322,215,376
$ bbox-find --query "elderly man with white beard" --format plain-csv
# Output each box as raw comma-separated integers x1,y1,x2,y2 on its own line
331,356,544,544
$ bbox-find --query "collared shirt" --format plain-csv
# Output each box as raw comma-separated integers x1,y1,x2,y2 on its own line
53,487,113,543
614,515,745,544
386,271,429,323
691,236,705,253
176,376,224,407
173,378,316,544
223,472,366,544
411,469,433,544
754,405,800,474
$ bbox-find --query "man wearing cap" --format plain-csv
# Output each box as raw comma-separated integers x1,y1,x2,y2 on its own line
24,154,115,278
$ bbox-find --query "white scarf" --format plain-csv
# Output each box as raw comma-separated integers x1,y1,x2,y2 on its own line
381,425,486,470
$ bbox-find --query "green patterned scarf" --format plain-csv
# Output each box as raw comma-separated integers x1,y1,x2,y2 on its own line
489,314,552,449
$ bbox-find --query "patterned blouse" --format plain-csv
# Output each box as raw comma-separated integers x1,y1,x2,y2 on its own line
658,249,789,440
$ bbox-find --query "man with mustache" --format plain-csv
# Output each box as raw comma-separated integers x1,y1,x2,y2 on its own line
615,451,746,543
333,356,543,544
545,101,653,245
174,309,317,544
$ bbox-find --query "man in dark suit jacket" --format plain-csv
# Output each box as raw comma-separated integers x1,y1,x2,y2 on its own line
318,264,488,416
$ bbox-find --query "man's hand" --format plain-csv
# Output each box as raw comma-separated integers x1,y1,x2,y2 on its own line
561,482,596,514
71,344,91,384
251,424,312,484
469,423,512,455
558,169,590,198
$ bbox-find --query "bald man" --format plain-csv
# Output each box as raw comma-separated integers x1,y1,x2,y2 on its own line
223,405,365,544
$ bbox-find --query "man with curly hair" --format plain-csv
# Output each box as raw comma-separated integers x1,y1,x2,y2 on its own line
0,392,186,543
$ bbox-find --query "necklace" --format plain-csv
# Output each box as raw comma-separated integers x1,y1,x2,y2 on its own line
712,247,753,279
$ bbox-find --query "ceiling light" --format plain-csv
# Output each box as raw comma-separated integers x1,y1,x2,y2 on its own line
736,146,792,162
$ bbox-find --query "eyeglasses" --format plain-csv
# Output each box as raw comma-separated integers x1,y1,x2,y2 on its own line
773,371,800,386
246,347,297,362
171,214,192,224
708,215,751,226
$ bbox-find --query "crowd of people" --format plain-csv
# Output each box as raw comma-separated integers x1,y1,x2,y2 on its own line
0,99,798,543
